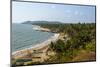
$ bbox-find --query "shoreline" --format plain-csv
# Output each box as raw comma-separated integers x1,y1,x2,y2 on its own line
32,25,51,32
12,25,60,58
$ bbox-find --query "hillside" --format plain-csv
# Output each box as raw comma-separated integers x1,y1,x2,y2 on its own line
22,21,62,25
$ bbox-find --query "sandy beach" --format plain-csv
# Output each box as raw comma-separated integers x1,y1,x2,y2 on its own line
12,25,60,59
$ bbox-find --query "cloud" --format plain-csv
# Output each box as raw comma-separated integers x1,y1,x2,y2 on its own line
66,10,71,13
74,10,83,16
51,5,56,8
75,11,79,15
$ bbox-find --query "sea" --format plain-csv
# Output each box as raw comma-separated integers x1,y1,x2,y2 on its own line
12,23,54,52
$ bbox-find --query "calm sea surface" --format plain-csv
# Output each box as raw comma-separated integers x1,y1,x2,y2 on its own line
12,23,54,52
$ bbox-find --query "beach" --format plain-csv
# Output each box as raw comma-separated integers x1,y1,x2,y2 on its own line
12,25,60,59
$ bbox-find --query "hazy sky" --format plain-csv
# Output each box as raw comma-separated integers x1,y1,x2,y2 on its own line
12,1,96,23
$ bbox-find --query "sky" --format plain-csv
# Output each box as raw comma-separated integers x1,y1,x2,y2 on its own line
12,1,96,23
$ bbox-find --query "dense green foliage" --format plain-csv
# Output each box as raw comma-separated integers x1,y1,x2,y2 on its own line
39,23,96,63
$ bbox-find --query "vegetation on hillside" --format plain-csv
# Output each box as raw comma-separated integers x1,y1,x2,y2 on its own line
38,23,96,63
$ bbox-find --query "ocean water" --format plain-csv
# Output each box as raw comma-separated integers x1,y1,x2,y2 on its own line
12,23,54,52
